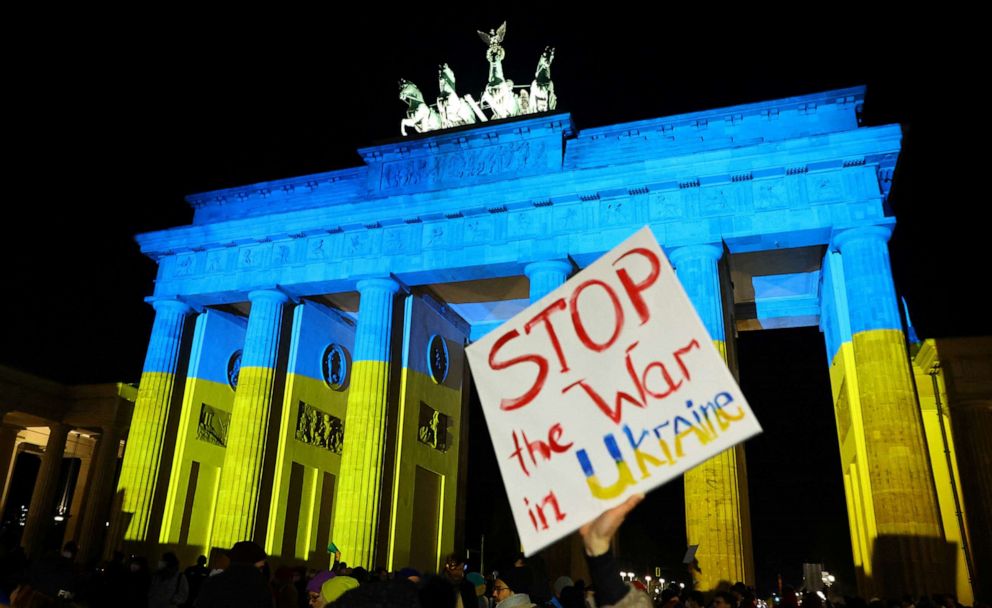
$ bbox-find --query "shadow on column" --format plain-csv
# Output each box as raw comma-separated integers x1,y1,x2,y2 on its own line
869,534,956,598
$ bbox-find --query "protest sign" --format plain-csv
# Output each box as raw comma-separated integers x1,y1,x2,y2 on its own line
465,227,762,555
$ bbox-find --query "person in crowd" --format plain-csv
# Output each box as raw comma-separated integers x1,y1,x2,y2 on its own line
125,555,152,607
273,566,299,608
492,567,536,608
685,590,706,608
148,551,189,608
466,572,489,608
331,578,419,608
182,556,210,608
373,567,389,583
319,575,359,606
713,592,738,608
396,568,421,584
419,575,461,608
578,494,651,608
550,576,574,608
195,540,273,608
307,571,335,608
445,552,478,608
559,586,585,608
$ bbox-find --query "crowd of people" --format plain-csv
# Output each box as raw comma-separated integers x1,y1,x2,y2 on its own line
0,497,982,608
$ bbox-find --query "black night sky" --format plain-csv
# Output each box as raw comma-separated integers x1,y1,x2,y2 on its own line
2,10,981,595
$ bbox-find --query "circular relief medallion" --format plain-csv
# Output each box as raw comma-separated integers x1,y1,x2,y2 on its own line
427,334,449,384
322,343,350,390
227,350,243,390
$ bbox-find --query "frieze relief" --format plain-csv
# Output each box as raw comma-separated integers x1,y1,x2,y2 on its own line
647,191,685,221
307,235,334,261
417,402,449,452
174,254,197,277
383,225,418,255
599,197,637,226
508,207,549,237
463,216,495,244
379,141,546,191
552,204,585,231
699,187,736,217
807,172,844,204
754,180,788,210
238,244,270,269
295,401,344,454
205,250,228,273
197,403,230,447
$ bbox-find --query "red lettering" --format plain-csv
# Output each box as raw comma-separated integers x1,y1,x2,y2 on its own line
524,298,570,372
548,423,573,452
613,247,661,325
641,361,683,398
673,339,701,380
563,377,645,424
489,329,548,411
526,490,567,531
569,279,624,352
508,424,574,475
509,430,530,476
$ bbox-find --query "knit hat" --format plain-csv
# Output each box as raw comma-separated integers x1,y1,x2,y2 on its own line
396,567,421,581
467,572,486,596
307,570,335,594
498,567,531,595
553,576,574,596
322,575,360,603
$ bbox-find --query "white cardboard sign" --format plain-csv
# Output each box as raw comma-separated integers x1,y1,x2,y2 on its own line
465,227,762,555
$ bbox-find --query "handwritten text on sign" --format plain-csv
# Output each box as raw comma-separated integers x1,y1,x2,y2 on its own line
465,227,762,555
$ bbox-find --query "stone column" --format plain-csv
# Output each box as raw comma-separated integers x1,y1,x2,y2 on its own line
21,422,70,558
524,260,572,302
112,298,194,544
76,426,122,564
0,417,21,514
210,289,291,549
332,278,400,568
671,244,754,589
833,226,948,595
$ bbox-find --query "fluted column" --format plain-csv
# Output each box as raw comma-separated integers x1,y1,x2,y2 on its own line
671,244,754,589
332,278,400,568
77,426,122,564
111,299,193,545
210,289,291,549
21,422,70,558
524,260,572,302
833,226,947,594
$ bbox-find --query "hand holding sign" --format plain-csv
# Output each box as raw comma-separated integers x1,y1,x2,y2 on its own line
466,227,762,555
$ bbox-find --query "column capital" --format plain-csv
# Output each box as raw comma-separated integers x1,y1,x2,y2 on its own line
247,288,292,305
148,298,195,316
356,277,401,295
831,225,893,252
523,259,572,279
668,243,723,267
